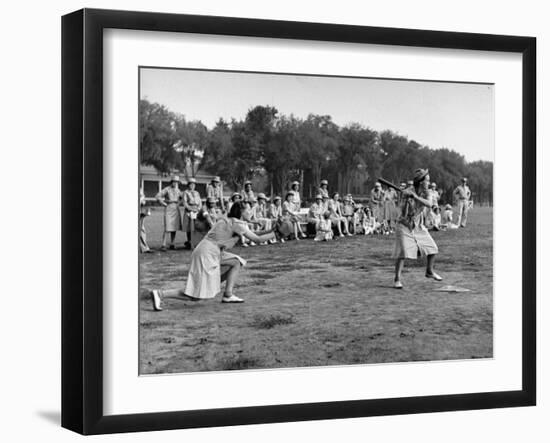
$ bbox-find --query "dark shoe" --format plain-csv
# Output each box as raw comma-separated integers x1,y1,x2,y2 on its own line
169,245,176,250
160,246,167,252
426,272,443,281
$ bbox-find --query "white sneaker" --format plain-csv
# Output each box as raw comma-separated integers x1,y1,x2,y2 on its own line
221,294,244,303
280,238,285,243
249,242,256,246
393,281,403,289
150,290,162,311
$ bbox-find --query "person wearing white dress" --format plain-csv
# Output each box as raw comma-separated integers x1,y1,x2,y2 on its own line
150,202,276,309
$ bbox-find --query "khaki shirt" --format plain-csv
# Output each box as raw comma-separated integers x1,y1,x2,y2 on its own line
183,189,201,211
156,186,183,204
454,185,471,200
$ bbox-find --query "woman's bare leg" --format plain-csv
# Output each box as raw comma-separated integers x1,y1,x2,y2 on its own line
220,259,241,296
293,223,300,240
394,258,405,283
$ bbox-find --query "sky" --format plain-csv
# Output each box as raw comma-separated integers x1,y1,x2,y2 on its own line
140,67,494,162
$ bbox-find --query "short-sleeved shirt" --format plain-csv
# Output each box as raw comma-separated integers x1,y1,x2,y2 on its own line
254,203,269,219
288,189,301,210
282,201,295,216
454,185,471,200
397,189,430,229
156,186,183,204
207,184,223,200
269,204,283,218
183,189,202,210
429,190,440,206
384,188,397,202
308,202,324,219
318,187,329,199
205,217,249,249
242,189,255,203
370,188,384,205
342,202,355,216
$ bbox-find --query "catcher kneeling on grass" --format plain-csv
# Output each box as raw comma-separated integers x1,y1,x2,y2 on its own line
150,201,276,310
392,168,443,289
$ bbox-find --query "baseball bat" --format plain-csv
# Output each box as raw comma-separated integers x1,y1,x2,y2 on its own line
378,178,403,193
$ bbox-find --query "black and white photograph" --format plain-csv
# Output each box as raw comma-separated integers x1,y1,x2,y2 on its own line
139,67,494,375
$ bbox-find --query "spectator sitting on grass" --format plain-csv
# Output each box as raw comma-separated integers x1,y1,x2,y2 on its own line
314,212,334,242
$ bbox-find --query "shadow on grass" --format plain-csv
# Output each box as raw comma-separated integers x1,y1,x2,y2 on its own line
251,313,295,329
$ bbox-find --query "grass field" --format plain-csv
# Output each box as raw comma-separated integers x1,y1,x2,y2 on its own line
139,207,493,374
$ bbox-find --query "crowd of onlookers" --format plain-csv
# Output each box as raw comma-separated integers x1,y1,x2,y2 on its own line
139,175,472,252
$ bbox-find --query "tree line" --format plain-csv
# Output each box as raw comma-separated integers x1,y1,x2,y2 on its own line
140,99,493,205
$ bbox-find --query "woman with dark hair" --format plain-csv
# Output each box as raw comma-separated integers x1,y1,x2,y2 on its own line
392,168,442,289
150,202,276,309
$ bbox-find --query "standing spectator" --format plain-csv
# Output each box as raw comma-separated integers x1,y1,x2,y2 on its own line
289,181,302,211
156,175,183,251
242,180,255,203
182,177,202,250
206,176,225,212
383,186,398,232
139,188,152,253
318,179,329,199
370,182,384,223
453,177,472,227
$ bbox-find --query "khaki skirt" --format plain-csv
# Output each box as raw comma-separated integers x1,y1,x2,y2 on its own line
164,203,182,232
392,222,438,259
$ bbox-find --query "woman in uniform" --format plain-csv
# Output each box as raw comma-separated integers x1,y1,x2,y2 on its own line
282,192,307,240
150,201,276,309
156,175,183,251
206,176,225,212
182,177,202,249
392,168,443,289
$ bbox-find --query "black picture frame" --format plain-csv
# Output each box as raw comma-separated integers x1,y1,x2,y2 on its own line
61,8,536,435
